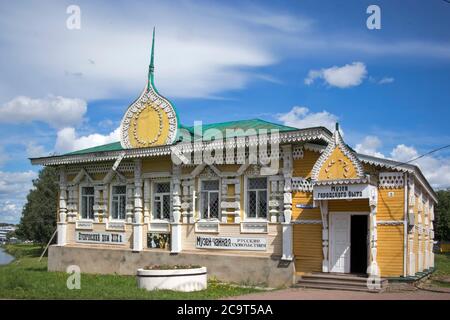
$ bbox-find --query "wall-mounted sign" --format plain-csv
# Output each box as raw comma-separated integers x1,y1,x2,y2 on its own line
147,232,171,249
76,231,126,244
196,235,267,251
313,184,370,200
296,204,315,209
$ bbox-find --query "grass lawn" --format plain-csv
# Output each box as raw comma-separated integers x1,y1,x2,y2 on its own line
0,244,262,299
432,253,450,288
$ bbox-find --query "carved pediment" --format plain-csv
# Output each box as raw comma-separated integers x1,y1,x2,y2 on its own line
311,125,364,181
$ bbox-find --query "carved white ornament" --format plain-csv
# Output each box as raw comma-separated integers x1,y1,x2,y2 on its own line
120,85,178,149
379,172,404,189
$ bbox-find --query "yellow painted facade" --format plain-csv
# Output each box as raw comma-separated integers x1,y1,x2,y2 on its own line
292,191,320,220
318,147,359,180
377,224,404,277
293,150,319,178
293,224,322,273
377,188,405,220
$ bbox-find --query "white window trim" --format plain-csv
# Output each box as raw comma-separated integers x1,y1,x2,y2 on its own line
109,183,127,222
151,180,172,222
78,183,95,221
197,177,221,222
244,176,269,222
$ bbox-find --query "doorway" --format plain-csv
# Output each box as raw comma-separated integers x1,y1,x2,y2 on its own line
350,215,368,274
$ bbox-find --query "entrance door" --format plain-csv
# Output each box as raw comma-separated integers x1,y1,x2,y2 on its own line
330,213,350,273
350,215,368,274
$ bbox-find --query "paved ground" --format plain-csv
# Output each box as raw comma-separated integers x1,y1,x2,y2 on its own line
226,287,450,300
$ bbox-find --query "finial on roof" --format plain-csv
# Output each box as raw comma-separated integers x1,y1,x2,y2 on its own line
148,27,156,91
335,122,339,132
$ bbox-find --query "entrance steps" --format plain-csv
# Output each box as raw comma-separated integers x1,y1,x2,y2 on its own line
295,273,388,293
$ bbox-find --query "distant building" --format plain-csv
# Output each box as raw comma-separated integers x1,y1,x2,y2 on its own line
0,226,16,243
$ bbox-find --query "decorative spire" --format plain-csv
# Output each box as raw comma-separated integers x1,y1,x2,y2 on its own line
148,27,156,91
335,122,339,132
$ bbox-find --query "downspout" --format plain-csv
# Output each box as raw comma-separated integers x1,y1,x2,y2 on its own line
403,172,408,277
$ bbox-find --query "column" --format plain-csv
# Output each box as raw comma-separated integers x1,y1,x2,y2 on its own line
220,179,228,223
407,175,416,275
133,159,143,252
281,145,293,261
93,186,102,222
57,167,68,246
171,164,182,253
319,200,329,272
143,178,150,224
125,184,134,223
367,186,379,276
102,185,108,224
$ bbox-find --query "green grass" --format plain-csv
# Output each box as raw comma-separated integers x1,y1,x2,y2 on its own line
431,253,450,288
0,244,262,299
434,253,450,276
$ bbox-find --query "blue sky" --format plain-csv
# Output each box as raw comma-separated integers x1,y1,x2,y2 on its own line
0,0,450,223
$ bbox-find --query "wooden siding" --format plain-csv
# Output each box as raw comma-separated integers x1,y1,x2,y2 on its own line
377,224,404,277
329,199,370,212
377,188,405,220
293,224,322,273
292,191,321,220
293,150,320,178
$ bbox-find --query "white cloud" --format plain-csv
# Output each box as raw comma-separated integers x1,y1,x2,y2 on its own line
26,142,50,158
277,106,339,132
354,136,385,158
354,137,450,189
55,127,121,154
305,62,367,88
0,95,87,128
378,77,395,84
0,1,308,100
0,170,37,224
390,144,418,163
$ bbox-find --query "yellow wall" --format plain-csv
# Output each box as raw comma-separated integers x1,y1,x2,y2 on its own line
292,192,321,220
378,224,404,277
293,224,322,273
293,150,319,178
142,156,172,173
377,188,405,220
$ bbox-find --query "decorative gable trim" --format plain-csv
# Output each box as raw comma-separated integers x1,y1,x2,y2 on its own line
72,168,93,185
120,85,178,149
311,129,364,181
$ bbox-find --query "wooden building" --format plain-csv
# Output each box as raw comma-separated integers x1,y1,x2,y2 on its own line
30,34,436,287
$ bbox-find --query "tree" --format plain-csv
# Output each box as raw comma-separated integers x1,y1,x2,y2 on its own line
15,167,58,245
435,190,450,242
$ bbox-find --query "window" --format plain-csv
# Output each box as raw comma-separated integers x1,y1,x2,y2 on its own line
153,182,171,220
111,185,126,220
247,177,267,219
81,187,94,220
200,180,219,220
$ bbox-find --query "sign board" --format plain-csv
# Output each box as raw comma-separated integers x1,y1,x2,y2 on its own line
76,231,126,244
147,232,171,249
196,235,267,251
296,204,315,209
313,184,370,201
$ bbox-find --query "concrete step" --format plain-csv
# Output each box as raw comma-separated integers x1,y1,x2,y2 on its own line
295,282,384,293
296,273,388,292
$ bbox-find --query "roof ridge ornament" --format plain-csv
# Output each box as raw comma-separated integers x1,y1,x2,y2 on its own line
311,123,365,181
148,27,155,92
119,28,179,149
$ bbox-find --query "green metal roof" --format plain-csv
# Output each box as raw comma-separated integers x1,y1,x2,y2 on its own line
64,141,123,155
62,119,299,156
